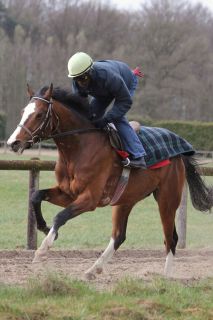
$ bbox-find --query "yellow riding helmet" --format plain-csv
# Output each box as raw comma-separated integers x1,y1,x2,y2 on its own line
67,52,93,78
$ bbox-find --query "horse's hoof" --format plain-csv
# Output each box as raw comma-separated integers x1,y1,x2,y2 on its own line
32,256,46,264
32,250,47,264
85,272,96,280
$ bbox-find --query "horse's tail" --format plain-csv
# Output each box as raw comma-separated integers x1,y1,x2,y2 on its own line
182,155,213,212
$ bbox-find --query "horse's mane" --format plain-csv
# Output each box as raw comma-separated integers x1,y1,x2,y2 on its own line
36,86,90,119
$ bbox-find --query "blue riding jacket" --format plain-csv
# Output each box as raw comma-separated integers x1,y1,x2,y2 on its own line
72,60,146,159
72,60,135,121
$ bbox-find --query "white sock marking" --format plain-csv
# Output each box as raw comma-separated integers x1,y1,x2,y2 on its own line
33,227,56,263
164,251,174,277
40,227,56,251
86,238,115,274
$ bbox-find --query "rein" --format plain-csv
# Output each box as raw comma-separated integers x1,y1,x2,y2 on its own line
49,127,100,139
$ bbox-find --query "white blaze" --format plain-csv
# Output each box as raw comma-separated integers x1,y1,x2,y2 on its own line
7,102,36,145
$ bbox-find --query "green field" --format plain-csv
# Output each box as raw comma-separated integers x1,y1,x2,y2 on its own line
0,151,212,250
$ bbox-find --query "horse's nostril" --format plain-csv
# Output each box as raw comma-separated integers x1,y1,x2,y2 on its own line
11,140,20,147
10,140,21,152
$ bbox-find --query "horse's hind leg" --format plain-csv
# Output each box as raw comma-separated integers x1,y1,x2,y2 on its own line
155,158,185,277
155,193,180,276
85,203,133,279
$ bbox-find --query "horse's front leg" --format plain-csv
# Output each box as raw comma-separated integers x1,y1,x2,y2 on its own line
85,203,134,280
31,187,72,235
33,191,96,263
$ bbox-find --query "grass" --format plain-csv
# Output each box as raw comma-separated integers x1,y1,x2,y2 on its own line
0,273,212,319
0,151,213,250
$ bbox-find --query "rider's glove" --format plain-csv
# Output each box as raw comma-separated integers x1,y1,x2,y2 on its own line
92,118,108,129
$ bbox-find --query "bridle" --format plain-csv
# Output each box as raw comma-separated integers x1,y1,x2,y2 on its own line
18,96,100,145
18,96,59,144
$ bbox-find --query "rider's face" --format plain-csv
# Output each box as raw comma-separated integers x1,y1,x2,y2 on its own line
75,73,91,88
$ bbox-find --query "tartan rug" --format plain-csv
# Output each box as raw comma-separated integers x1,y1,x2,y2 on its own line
138,126,195,167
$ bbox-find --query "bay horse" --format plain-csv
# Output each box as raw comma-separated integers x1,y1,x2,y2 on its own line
7,84,213,279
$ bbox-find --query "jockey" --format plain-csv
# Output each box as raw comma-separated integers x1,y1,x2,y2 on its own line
67,52,147,169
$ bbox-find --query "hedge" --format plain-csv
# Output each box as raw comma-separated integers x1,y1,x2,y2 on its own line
128,116,213,151
0,113,212,151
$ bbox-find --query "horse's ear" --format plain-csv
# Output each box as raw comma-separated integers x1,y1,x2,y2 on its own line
44,83,53,100
27,83,34,98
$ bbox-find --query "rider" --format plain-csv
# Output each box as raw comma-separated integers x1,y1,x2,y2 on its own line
67,52,147,168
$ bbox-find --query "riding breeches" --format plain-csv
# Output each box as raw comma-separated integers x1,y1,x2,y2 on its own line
113,117,146,159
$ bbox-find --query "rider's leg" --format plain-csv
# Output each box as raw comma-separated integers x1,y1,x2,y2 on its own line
115,73,146,168
114,116,146,168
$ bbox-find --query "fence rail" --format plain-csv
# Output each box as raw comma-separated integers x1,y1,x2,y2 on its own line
0,159,55,170
0,159,212,250
1,159,212,174
1,142,213,159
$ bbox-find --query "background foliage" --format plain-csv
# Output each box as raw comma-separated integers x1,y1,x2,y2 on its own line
0,0,213,136
129,118,213,150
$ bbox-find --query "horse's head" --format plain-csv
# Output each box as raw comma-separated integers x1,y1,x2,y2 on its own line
7,84,54,153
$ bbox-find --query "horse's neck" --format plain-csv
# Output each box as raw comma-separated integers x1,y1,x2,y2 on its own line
52,101,108,160
53,101,91,132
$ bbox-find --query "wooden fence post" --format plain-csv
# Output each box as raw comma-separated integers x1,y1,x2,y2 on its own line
27,158,39,250
4,141,7,153
177,181,188,249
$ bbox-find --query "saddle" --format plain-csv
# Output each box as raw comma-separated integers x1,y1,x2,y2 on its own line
104,123,131,205
105,123,129,159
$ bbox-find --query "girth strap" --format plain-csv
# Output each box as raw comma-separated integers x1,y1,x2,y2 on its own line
110,168,130,205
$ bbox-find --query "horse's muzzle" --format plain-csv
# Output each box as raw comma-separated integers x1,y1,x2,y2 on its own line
10,140,32,153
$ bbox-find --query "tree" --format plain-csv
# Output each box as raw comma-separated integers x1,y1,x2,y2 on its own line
0,1,16,38
130,0,213,121
0,0,213,135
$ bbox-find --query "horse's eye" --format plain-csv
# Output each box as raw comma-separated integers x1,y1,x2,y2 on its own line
36,112,44,119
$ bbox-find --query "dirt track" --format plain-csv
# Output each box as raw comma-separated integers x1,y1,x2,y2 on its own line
0,249,213,289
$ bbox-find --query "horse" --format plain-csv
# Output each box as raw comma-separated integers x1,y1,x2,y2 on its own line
7,84,213,279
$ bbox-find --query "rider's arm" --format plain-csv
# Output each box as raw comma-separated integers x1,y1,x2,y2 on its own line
104,73,133,122
89,97,112,120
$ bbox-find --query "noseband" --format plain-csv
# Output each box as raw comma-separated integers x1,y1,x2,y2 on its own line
18,96,59,144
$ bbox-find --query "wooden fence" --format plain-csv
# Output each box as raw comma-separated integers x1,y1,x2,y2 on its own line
0,159,212,250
